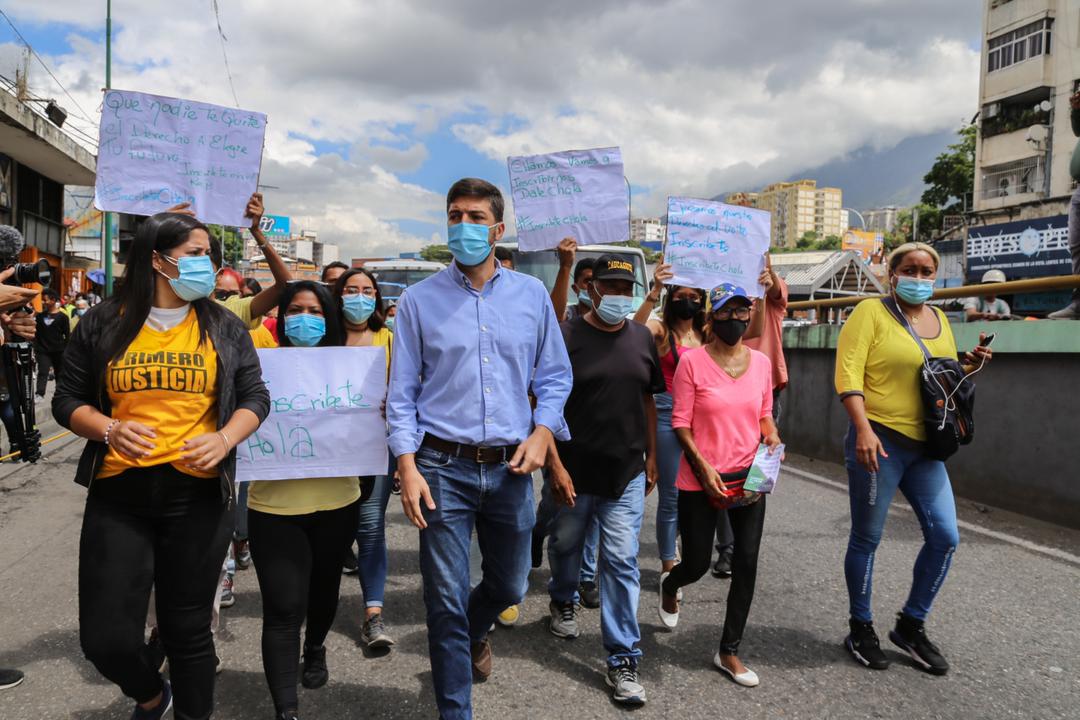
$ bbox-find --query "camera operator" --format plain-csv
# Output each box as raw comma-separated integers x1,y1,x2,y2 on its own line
0,265,36,456
0,273,29,690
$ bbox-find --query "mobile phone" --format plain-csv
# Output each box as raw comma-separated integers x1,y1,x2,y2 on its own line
982,333,996,347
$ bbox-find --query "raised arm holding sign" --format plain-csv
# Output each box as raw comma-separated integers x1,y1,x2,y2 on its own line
664,197,771,297
507,146,628,252
95,89,267,227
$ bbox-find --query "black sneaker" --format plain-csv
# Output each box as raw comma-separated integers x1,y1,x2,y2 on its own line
845,619,890,670
300,645,328,689
889,613,949,676
578,580,600,609
711,552,733,579
276,709,299,720
361,613,396,649
0,668,24,690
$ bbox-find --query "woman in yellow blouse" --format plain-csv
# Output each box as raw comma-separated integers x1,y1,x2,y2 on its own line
52,212,269,720
835,242,992,677
246,280,359,720
332,267,396,650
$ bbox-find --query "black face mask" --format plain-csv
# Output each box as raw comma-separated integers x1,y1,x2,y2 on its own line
712,318,749,346
671,298,702,320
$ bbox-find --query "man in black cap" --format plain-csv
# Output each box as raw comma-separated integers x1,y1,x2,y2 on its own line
545,253,664,706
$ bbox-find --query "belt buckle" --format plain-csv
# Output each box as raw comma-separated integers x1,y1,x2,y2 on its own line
474,446,487,463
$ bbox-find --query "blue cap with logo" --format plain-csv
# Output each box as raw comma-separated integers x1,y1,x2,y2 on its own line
708,283,751,310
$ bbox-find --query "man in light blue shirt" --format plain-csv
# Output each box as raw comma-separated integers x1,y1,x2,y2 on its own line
387,177,572,720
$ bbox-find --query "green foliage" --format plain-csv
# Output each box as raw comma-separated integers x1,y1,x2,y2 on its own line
921,125,975,213
207,224,244,266
420,244,454,264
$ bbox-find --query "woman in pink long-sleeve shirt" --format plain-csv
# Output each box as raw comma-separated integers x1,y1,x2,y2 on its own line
657,283,782,689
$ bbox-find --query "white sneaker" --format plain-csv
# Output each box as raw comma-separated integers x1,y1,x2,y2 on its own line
713,652,759,687
657,572,679,629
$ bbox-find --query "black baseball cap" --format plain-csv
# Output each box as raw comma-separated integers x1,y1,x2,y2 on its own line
591,254,641,284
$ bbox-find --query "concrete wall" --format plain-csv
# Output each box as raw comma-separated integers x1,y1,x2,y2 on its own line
779,320,1080,529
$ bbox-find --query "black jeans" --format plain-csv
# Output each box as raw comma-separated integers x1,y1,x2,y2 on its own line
79,467,233,720
35,350,64,397
248,500,360,714
664,491,767,654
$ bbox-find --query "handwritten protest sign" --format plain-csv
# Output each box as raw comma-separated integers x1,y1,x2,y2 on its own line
507,146,628,252
665,197,771,296
236,347,388,482
95,89,266,227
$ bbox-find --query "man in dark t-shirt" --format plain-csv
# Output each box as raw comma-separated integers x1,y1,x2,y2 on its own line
545,254,664,707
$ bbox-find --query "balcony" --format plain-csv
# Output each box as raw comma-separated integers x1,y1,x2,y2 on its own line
976,156,1045,210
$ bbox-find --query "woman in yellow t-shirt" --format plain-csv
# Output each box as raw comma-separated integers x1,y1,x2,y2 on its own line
246,280,360,719
52,211,270,720
835,243,993,676
332,267,395,649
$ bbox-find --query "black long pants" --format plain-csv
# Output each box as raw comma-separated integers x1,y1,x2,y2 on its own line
248,500,360,714
663,491,766,654
35,350,64,397
79,473,232,720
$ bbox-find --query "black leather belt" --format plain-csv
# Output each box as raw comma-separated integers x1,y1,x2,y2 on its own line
421,434,518,464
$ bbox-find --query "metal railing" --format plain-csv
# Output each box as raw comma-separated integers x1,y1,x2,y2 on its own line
788,274,1080,312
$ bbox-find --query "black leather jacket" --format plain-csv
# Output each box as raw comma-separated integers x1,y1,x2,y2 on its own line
52,300,270,502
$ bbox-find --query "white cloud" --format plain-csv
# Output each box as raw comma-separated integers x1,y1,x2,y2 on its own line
3,0,982,254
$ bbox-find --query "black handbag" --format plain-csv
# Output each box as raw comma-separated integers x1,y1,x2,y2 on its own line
881,298,977,461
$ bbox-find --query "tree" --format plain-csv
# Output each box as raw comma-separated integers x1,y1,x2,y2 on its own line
887,203,942,247
621,239,661,264
920,124,980,236
819,234,842,250
796,231,819,249
207,224,245,266
420,244,453,264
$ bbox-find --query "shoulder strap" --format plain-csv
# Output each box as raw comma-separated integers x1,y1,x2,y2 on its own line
880,297,932,361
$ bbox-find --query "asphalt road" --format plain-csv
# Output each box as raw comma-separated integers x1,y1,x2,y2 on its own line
0,435,1077,720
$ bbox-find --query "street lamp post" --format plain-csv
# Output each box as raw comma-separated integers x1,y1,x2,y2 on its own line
843,207,867,230
102,0,113,296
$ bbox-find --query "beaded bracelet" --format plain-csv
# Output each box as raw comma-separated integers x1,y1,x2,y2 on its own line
103,420,119,446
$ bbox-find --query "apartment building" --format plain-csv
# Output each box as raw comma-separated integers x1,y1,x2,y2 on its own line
726,180,843,248
969,0,1078,288
629,216,665,250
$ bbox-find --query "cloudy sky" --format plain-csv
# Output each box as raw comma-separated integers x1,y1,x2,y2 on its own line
3,1,982,259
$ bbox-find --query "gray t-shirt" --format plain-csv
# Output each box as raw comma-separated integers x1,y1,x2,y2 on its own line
963,296,1010,317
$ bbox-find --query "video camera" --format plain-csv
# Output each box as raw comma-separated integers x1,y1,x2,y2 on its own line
0,225,45,462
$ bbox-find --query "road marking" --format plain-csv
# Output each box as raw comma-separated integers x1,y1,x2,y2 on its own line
783,466,1080,567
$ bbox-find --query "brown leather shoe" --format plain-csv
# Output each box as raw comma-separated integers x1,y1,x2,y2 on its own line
471,638,492,681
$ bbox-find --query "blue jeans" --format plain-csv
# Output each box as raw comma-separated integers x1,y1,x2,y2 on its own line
535,470,600,585
654,392,680,563
356,473,392,608
548,473,645,668
416,447,534,720
844,424,960,623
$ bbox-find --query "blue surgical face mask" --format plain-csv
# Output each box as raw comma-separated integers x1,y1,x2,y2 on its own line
284,313,326,347
577,290,593,308
342,294,377,324
894,276,935,305
159,254,217,302
385,317,395,331
447,222,499,266
595,292,634,325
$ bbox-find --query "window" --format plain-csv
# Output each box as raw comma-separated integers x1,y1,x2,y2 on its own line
988,17,1053,73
